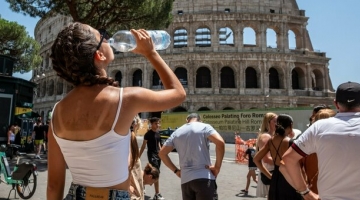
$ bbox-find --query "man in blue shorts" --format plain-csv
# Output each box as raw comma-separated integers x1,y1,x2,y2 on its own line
159,113,225,200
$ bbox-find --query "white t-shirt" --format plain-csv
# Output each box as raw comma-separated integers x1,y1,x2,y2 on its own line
294,112,360,200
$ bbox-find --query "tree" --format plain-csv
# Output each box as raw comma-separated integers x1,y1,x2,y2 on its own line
0,17,41,73
5,0,174,32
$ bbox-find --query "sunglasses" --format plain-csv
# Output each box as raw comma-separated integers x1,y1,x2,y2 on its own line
96,29,111,50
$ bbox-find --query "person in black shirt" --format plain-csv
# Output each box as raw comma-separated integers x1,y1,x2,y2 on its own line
241,143,258,194
32,119,44,159
139,117,164,200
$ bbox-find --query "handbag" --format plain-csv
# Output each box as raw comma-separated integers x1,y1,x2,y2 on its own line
260,170,273,185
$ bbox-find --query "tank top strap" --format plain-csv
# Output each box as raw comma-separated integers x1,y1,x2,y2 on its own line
51,101,60,135
111,88,123,130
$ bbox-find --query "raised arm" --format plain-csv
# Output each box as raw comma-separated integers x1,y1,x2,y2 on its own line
127,29,186,112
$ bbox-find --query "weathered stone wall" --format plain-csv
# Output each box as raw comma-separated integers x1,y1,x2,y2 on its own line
32,0,335,122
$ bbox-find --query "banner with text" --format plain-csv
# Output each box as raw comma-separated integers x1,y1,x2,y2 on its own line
161,108,314,133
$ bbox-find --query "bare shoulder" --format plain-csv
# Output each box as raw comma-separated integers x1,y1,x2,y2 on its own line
259,133,271,141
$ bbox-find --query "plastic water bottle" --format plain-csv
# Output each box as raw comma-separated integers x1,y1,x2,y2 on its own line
109,30,171,52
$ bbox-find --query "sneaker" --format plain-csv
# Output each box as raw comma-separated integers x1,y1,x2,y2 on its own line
153,193,165,200
35,155,41,159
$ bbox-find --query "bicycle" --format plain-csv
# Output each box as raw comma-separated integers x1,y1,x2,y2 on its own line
0,144,38,199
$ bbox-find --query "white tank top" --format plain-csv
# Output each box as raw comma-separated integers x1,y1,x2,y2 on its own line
9,132,15,142
52,88,130,187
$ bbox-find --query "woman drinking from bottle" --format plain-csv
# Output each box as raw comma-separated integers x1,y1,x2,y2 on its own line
47,22,186,200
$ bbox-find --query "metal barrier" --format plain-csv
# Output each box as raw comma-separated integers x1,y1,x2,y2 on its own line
235,134,257,164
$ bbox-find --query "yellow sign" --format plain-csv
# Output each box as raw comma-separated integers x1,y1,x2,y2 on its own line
161,108,315,133
15,107,32,115
161,112,264,133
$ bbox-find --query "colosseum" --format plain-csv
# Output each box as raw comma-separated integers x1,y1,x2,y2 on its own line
32,0,335,120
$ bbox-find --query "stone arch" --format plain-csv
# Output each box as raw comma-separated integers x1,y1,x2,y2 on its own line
115,71,122,87
132,69,143,86
175,67,188,87
243,27,256,46
269,67,280,89
47,79,55,96
195,27,211,47
48,54,51,69
56,80,63,95
152,70,161,87
266,28,277,48
220,66,235,88
198,107,211,111
196,67,211,88
172,106,187,112
312,69,324,91
245,67,259,88
288,30,296,50
292,67,305,90
41,80,46,97
45,54,50,69
174,28,188,48
219,27,234,46
287,26,302,50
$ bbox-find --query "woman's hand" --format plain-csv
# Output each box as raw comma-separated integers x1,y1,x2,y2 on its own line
131,29,156,57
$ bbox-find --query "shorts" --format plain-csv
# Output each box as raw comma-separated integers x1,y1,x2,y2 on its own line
181,179,218,200
34,140,43,145
148,154,161,172
64,182,130,200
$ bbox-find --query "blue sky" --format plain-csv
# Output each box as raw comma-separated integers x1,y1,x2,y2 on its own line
1,0,359,89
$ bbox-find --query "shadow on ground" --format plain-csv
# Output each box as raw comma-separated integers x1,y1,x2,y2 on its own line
235,192,258,198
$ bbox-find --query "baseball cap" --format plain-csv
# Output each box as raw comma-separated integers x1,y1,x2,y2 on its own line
335,81,360,105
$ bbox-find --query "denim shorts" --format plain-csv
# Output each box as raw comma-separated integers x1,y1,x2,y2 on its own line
64,183,130,200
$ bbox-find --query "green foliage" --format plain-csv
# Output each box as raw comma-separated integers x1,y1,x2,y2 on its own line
0,17,41,73
5,0,174,32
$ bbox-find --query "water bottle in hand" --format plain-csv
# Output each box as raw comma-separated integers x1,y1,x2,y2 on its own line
109,30,171,52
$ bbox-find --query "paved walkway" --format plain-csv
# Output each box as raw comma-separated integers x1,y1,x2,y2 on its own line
0,151,267,200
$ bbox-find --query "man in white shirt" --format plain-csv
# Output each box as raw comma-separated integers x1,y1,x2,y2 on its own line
281,81,360,200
